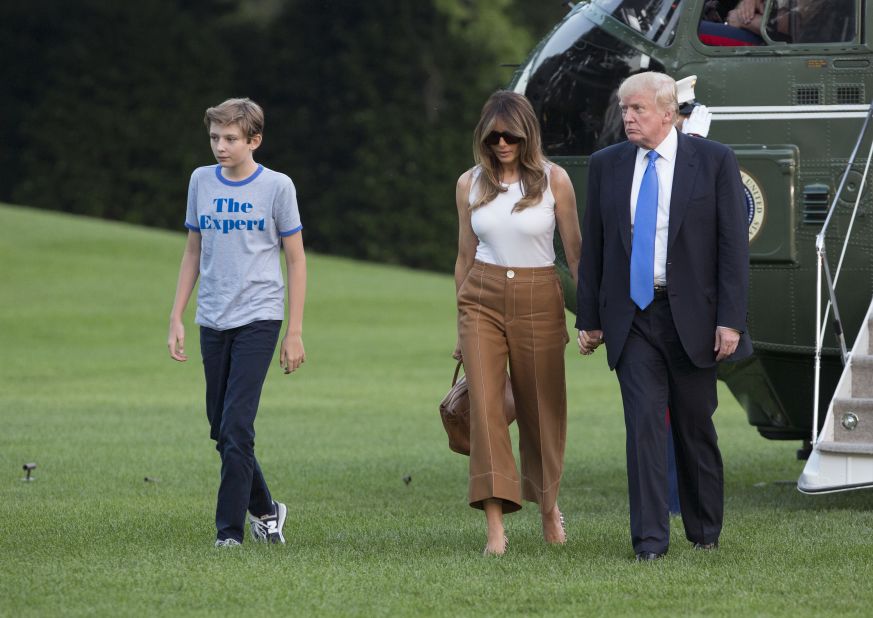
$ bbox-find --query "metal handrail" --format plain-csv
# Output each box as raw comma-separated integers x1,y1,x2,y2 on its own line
812,100,873,444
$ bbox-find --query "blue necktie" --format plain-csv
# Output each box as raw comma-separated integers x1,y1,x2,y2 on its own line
630,150,659,310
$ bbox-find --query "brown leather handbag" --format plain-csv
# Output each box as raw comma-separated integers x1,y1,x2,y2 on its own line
439,361,516,456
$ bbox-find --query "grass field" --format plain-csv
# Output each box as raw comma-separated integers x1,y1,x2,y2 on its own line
2,203,873,617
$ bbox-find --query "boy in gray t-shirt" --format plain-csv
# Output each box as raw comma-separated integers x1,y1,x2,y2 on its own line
167,98,306,547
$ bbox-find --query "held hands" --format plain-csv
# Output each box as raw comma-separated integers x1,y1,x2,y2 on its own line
167,320,187,362
280,333,306,374
577,329,604,356
714,326,740,362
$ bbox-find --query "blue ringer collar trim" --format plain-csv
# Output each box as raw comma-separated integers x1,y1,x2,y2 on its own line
214,164,264,186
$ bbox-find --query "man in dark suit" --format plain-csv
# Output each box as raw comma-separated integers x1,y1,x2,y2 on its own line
576,72,750,561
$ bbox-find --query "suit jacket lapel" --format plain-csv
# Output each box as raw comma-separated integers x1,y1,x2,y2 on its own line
668,132,699,249
613,143,637,256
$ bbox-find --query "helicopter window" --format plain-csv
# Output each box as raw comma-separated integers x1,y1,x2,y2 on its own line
522,14,667,156
593,0,684,47
773,0,856,44
698,1,771,46
697,0,856,46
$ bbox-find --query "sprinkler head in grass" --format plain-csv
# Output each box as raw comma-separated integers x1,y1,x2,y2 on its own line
144,476,160,483
22,462,36,482
402,474,412,486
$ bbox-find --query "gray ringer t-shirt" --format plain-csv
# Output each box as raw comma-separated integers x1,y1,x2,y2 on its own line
185,164,302,331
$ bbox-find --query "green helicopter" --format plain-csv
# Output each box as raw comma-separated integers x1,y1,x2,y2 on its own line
512,0,873,490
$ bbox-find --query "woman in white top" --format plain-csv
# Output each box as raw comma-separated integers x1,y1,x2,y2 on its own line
454,91,581,556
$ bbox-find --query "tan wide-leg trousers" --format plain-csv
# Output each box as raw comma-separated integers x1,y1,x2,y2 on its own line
457,260,569,514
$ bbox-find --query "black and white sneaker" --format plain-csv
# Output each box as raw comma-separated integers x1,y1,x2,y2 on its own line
248,500,287,544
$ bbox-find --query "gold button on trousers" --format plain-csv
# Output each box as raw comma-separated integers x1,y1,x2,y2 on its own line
457,260,569,513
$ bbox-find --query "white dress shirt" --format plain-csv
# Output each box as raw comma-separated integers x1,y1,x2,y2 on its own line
629,127,678,287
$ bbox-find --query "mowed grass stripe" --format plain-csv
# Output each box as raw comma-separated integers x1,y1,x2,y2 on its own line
1,203,873,617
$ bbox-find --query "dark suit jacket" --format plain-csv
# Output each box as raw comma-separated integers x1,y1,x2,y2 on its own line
575,131,751,369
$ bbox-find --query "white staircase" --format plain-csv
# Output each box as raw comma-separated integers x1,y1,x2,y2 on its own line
799,297,873,493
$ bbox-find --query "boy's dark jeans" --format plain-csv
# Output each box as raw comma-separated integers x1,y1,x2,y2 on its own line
200,320,281,542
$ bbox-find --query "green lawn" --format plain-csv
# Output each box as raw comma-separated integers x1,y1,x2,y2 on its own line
1,203,872,617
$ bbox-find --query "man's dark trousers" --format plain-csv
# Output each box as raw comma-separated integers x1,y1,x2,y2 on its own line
200,319,280,542
615,296,722,555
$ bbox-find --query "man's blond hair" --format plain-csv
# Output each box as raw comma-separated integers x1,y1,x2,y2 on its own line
618,73,678,120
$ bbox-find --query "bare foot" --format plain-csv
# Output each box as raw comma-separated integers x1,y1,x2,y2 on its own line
483,499,507,556
542,506,566,544
483,534,508,556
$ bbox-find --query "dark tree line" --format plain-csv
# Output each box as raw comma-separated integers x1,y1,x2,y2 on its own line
1,0,565,271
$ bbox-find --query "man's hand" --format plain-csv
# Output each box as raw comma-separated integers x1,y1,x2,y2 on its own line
714,326,740,362
732,0,759,24
167,320,187,362
452,339,463,362
578,329,604,356
280,333,306,374
727,0,764,31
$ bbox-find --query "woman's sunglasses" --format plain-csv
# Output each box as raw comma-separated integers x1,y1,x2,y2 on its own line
484,131,523,146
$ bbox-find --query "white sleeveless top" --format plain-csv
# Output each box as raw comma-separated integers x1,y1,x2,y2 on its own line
469,164,556,267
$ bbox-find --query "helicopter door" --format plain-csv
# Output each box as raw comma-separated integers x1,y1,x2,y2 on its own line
728,145,797,263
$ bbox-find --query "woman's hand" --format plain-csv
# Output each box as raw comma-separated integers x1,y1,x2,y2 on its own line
578,329,604,356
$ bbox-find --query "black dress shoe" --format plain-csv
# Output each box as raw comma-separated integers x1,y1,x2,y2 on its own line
635,551,666,562
692,541,719,550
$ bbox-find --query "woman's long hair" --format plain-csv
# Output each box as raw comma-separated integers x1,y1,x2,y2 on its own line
471,91,549,212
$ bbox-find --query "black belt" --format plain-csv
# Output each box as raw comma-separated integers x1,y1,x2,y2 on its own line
653,285,668,300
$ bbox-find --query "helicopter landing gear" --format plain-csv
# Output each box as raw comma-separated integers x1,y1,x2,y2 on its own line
797,440,812,461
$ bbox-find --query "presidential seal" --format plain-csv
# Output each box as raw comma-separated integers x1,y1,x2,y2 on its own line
741,170,765,243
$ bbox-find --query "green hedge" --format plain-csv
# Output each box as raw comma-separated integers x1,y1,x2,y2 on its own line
2,0,564,271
